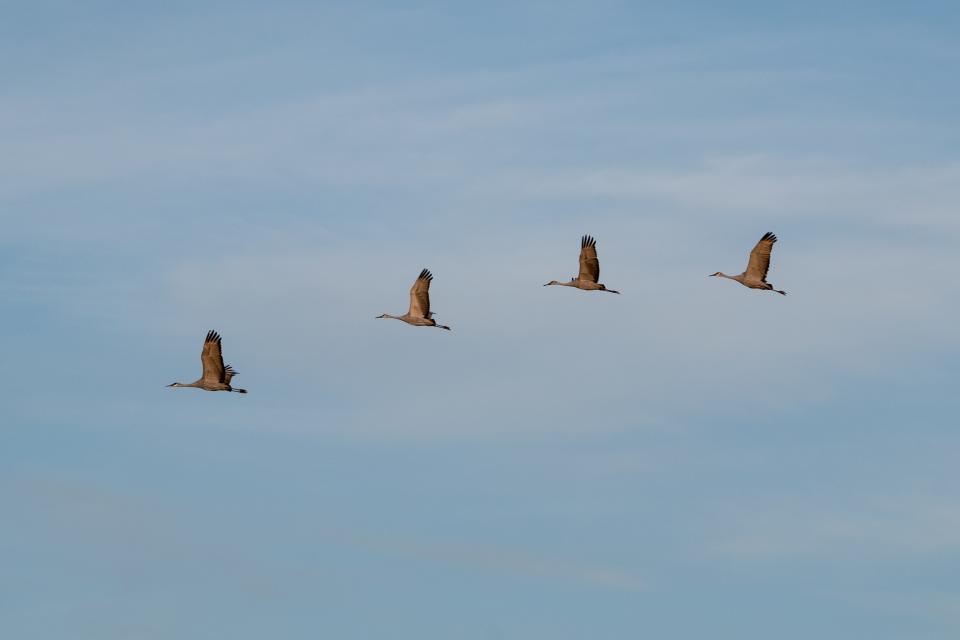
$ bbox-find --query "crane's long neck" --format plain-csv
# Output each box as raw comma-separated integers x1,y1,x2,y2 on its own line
716,272,744,283
169,381,202,389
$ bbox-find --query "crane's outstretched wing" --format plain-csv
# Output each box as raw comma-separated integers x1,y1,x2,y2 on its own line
408,269,434,319
578,235,600,283
745,232,777,283
201,330,227,383
224,364,238,385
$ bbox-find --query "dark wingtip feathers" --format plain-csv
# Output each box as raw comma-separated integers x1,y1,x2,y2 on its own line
581,235,596,248
761,232,778,243
419,268,433,281
205,330,221,344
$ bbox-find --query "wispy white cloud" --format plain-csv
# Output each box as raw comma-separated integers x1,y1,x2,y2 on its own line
315,526,645,591
4,470,643,594
710,494,960,559
511,156,960,233
4,21,956,199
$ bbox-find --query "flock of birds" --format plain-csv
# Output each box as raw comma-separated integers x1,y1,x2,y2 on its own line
168,231,787,394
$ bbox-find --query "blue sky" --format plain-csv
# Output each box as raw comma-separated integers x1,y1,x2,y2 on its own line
2,2,960,638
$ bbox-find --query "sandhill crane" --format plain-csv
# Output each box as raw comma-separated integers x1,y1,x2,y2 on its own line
544,235,620,293
377,269,451,330
710,232,787,295
167,330,248,393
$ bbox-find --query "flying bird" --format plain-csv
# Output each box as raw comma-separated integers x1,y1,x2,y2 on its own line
544,235,620,293
710,232,787,295
167,330,248,393
377,269,451,330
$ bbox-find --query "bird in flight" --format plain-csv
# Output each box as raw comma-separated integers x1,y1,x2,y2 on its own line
544,235,620,293
377,269,451,330
710,232,787,295
167,330,248,393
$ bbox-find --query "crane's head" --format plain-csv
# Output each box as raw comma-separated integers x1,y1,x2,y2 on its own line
167,382,184,388
708,272,722,277
544,280,561,286
376,313,390,319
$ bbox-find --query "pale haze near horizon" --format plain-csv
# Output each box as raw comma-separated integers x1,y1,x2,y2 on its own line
2,2,960,638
